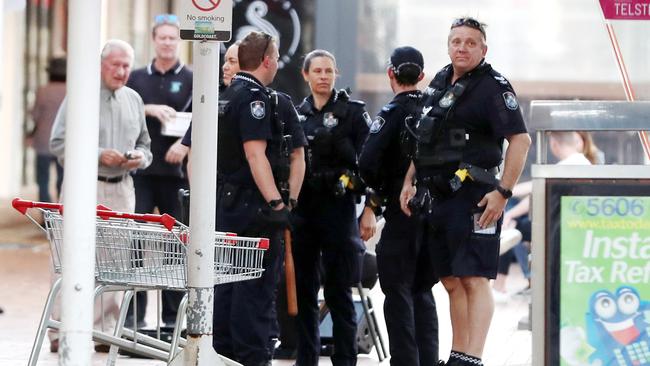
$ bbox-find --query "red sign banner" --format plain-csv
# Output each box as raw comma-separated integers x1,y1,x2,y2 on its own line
192,0,222,12
599,0,650,20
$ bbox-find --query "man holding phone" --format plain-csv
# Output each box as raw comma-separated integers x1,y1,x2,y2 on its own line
50,40,152,350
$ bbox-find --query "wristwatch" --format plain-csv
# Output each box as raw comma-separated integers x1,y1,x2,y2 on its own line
268,199,283,209
496,185,513,199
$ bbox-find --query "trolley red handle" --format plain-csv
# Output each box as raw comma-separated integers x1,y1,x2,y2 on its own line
96,210,177,231
12,198,63,215
12,198,177,231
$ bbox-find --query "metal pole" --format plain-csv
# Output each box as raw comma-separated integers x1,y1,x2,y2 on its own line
170,40,224,366
59,0,101,364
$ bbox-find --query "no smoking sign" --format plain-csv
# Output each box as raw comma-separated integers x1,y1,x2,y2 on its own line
180,0,233,41
192,0,221,12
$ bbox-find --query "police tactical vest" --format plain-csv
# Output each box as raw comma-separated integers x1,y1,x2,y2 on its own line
298,89,359,175
397,92,424,162
414,62,502,173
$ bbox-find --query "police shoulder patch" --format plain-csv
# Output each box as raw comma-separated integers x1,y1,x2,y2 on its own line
250,100,266,119
502,92,519,111
369,117,386,134
381,104,396,113
362,112,373,127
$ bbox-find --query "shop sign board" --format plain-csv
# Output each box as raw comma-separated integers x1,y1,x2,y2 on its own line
599,0,650,20
559,196,650,366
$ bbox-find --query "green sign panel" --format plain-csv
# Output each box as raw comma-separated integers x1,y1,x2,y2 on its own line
560,196,650,366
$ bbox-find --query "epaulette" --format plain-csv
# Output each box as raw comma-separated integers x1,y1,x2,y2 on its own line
297,100,312,115
489,68,512,88
381,102,397,113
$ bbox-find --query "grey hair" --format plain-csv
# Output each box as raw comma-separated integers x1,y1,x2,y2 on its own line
101,39,135,66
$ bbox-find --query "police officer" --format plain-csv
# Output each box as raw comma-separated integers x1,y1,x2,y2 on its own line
359,46,439,366
400,18,531,366
292,49,375,366
211,31,306,366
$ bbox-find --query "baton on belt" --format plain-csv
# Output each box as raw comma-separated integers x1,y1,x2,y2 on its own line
284,228,298,316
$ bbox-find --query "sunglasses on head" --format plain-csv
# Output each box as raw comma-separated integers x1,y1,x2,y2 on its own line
154,14,179,25
451,17,486,38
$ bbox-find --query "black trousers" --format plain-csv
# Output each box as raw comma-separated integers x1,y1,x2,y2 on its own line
291,191,365,366
212,185,284,366
128,174,188,324
377,209,439,366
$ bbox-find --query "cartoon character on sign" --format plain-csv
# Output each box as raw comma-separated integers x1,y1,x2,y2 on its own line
585,286,650,365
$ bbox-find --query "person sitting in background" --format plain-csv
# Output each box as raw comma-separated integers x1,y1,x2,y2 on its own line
577,130,604,165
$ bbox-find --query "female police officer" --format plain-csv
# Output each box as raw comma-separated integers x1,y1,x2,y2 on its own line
292,49,375,366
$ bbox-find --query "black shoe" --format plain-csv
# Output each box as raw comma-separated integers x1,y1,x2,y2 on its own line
94,344,110,353
273,345,296,360
123,317,146,329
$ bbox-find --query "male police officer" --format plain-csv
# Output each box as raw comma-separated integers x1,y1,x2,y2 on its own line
212,31,306,366
400,18,531,366
359,46,439,366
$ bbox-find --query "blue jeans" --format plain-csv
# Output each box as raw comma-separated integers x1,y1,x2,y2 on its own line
36,154,63,202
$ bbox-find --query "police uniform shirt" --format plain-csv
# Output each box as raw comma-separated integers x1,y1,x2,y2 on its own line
297,90,370,173
360,90,422,205
422,61,527,173
127,62,192,177
217,72,276,185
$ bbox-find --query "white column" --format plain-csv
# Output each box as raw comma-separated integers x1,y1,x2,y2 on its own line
170,40,224,366
59,0,101,364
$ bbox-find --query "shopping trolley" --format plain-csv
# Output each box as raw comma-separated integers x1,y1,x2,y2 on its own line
12,198,269,365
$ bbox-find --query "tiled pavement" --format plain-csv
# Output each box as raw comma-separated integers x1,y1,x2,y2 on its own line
0,193,532,365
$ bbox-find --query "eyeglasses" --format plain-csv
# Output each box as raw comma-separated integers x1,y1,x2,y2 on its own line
451,17,486,39
154,14,179,26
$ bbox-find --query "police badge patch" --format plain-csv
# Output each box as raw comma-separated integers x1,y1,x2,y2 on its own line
323,112,338,128
439,90,455,108
362,112,373,127
369,117,385,134
502,92,519,110
250,101,266,119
